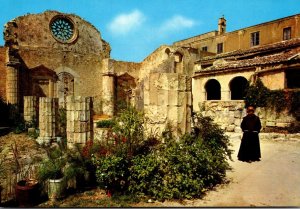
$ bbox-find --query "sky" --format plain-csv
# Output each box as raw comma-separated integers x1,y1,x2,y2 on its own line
0,0,299,62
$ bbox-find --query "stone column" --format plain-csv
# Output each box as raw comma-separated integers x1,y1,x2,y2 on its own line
102,59,115,117
23,96,38,124
37,97,58,145
66,96,93,149
49,80,54,98
6,63,19,105
221,90,231,101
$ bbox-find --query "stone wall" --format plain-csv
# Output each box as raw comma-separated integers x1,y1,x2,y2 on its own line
3,11,111,114
144,73,192,137
37,97,58,145
23,96,38,123
66,96,93,149
0,47,7,99
201,101,297,132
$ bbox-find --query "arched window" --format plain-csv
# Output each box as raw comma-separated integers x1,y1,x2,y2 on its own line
230,76,248,100
205,79,221,100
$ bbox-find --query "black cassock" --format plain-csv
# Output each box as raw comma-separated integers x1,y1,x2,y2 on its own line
237,114,262,162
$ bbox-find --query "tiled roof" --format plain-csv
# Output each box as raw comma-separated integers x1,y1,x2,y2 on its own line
195,48,300,73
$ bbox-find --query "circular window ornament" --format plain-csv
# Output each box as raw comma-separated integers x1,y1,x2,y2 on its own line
50,15,77,43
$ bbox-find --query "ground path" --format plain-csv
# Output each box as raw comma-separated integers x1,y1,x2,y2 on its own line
141,133,300,207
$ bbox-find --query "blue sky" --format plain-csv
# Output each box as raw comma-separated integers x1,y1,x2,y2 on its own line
0,0,299,62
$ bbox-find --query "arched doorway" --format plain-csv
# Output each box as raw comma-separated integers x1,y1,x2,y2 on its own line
205,79,221,100
230,76,248,100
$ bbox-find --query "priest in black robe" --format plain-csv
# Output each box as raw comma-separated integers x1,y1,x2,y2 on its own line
238,105,262,162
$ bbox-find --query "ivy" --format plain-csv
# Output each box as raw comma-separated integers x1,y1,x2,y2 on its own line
244,78,300,117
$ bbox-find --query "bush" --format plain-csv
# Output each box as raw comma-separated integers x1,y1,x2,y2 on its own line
96,119,115,128
92,106,232,200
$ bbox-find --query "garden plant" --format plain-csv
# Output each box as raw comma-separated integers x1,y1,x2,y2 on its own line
92,106,233,200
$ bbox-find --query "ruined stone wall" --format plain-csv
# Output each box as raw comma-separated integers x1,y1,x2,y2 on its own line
4,11,111,114
201,101,296,132
111,59,141,78
144,73,192,137
0,47,7,99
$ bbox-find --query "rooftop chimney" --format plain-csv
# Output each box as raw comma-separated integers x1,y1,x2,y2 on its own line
218,15,226,35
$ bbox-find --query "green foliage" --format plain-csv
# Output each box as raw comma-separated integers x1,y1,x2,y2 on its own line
111,106,144,156
245,78,300,116
92,106,232,200
96,119,115,128
38,147,65,181
58,108,67,137
244,78,269,108
37,146,77,182
289,91,300,120
93,155,129,191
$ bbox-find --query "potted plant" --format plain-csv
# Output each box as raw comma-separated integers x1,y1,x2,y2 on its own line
10,141,40,207
66,141,98,190
37,146,74,200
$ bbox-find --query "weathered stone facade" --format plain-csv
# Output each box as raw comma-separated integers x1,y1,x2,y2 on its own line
0,11,299,141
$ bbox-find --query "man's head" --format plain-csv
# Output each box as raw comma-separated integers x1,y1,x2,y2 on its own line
247,105,255,115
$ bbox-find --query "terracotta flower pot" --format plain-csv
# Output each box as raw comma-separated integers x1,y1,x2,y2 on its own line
15,179,39,207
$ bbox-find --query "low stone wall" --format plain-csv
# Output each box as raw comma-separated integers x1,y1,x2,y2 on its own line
201,101,245,132
201,101,297,133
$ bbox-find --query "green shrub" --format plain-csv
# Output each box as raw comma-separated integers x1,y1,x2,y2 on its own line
96,119,115,128
92,106,232,201
93,155,129,192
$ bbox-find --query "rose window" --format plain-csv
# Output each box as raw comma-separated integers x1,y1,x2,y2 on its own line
50,17,75,42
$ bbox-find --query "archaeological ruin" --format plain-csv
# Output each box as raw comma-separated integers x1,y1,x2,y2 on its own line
0,11,299,145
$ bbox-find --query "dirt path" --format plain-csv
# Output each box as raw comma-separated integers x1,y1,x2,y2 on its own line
141,134,300,207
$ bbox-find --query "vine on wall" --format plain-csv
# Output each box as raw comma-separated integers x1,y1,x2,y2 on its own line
244,78,300,120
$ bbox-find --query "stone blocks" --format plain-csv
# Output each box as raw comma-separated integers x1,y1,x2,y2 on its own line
23,96,38,123
37,97,58,145
144,73,192,138
66,96,93,149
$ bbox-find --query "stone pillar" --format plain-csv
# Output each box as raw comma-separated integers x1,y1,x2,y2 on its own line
221,90,231,100
37,97,58,145
102,59,115,117
23,96,38,124
49,80,54,98
6,64,19,105
66,96,93,149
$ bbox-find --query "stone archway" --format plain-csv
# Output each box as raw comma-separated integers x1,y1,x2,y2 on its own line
205,79,221,100
229,76,248,100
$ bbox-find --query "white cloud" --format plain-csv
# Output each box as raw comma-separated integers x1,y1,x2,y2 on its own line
159,15,196,32
108,10,146,35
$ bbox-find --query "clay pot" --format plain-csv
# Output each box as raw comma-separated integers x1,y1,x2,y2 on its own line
48,177,67,200
15,179,39,207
